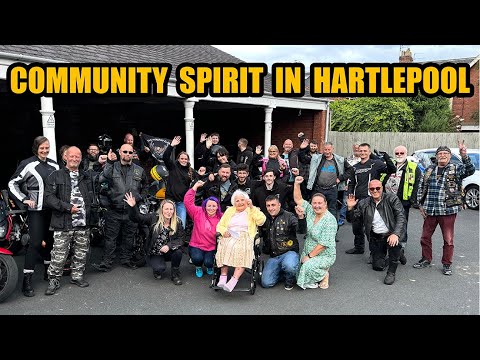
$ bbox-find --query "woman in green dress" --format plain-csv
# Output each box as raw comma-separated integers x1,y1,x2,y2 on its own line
292,174,337,289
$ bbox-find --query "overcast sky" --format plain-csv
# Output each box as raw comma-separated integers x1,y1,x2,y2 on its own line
213,45,480,69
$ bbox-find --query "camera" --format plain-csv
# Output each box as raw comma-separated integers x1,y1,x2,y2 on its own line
97,134,113,155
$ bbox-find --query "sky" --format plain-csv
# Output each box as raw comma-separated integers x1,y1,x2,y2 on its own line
212,45,480,70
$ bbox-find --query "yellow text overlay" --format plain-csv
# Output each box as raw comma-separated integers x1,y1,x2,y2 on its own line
309,63,473,97
7,63,172,95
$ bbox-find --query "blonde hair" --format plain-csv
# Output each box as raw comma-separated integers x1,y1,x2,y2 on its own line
154,199,179,235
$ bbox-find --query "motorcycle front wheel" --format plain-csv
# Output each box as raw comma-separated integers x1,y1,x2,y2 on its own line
0,254,19,302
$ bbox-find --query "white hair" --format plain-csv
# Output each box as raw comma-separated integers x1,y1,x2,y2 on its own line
231,189,249,205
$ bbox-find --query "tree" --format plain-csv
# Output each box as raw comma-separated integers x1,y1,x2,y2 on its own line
404,94,453,132
330,97,414,132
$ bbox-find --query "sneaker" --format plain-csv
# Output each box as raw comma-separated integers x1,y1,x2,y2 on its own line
45,278,60,296
442,264,453,275
304,283,319,289
153,272,163,280
195,267,204,278
384,272,395,285
338,219,345,226
120,261,138,270
345,248,364,254
413,257,431,269
284,284,294,291
206,268,214,275
188,258,193,264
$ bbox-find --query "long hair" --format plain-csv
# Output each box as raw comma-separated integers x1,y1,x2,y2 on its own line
201,196,222,218
177,151,194,181
154,199,178,234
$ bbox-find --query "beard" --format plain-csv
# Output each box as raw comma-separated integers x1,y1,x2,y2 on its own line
395,156,407,164
87,153,98,161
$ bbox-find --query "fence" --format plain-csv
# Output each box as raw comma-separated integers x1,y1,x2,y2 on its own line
327,131,480,157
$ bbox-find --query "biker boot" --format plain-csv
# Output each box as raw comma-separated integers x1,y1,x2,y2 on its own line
171,267,183,285
22,272,35,297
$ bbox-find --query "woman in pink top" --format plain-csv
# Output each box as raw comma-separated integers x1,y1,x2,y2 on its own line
184,180,223,278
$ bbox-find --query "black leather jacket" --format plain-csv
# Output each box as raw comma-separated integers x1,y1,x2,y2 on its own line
99,160,148,210
44,168,95,230
346,192,406,241
259,209,306,257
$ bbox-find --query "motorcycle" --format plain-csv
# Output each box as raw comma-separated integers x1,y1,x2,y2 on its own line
0,246,18,302
0,189,29,255
131,196,160,268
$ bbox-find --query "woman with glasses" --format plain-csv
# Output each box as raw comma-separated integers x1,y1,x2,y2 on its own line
125,193,186,285
253,145,288,179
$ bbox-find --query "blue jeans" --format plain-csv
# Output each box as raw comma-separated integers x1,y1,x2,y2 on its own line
261,251,299,288
338,191,347,222
189,245,215,269
175,202,187,229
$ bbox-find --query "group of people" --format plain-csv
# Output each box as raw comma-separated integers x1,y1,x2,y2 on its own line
7,129,475,298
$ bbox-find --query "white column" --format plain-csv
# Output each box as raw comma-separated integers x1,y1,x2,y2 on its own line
40,97,57,162
183,99,198,168
264,106,274,157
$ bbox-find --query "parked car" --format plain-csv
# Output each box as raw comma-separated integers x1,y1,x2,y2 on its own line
412,148,479,210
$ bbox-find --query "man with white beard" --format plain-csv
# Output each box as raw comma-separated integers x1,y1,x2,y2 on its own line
380,145,421,265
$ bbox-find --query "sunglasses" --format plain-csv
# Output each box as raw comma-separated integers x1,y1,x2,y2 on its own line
395,152,405,155
369,187,382,192
122,150,134,154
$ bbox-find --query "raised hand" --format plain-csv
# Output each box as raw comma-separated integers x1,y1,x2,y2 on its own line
346,194,358,210
171,136,182,147
206,136,212,149
123,192,136,207
193,180,205,190
197,167,206,176
255,145,262,155
458,139,467,157
291,168,300,177
294,176,304,184
200,133,207,143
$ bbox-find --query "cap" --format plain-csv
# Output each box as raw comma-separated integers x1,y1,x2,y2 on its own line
436,146,451,155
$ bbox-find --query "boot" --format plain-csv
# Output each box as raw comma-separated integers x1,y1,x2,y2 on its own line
22,272,35,297
385,260,399,285
171,267,182,285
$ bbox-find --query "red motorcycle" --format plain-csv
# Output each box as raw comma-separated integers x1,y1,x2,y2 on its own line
0,246,18,302
0,190,29,255
0,190,27,302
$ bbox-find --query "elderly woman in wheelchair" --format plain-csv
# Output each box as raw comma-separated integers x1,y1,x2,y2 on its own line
215,189,266,292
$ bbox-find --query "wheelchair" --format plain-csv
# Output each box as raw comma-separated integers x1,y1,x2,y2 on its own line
210,231,263,295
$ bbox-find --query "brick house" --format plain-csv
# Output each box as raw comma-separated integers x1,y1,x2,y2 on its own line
400,48,479,132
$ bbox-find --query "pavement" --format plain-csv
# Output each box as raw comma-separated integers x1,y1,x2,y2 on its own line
0,208,478,315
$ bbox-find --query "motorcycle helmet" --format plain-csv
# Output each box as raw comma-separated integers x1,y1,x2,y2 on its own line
150,163,169,181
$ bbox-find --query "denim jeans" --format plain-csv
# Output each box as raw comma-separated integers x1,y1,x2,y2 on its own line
261,251,299,288
175,201,187,229
189,245,215,269
338,191,347,222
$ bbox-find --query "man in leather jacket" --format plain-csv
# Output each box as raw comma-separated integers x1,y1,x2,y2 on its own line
259,195,307,290
94,144,148,271
346,180,406,285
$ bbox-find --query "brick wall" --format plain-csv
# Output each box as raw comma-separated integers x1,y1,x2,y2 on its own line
452,60,479,126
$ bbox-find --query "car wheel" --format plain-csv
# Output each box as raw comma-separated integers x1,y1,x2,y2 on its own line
465,185,479,210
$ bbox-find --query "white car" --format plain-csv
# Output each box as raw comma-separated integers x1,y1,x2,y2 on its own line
412,148,479,210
